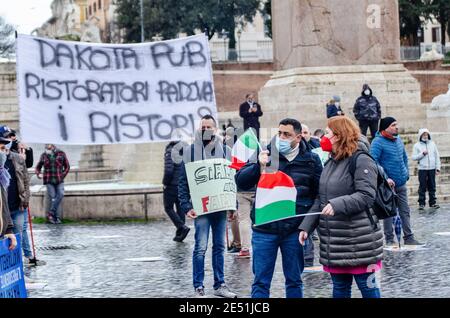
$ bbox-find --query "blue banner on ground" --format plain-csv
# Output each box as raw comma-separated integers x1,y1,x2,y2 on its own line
0,235,27,298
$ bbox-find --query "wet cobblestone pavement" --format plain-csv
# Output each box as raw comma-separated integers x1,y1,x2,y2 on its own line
25,205,450,298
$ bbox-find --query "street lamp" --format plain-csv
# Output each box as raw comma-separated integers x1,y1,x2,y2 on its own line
237,28,242,62
221,30,229,61
140,0,144,42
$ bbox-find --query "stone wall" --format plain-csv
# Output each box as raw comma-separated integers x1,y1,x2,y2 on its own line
0,62,19,128
403,60,450,103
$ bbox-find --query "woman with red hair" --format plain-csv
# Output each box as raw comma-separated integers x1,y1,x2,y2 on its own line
299,116,383,298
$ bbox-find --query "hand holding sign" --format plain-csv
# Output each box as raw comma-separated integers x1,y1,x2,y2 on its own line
4,234,17,250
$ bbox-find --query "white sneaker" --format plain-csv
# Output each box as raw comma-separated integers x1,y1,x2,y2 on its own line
213,284,237,298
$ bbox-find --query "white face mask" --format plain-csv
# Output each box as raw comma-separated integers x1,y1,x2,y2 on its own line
364,89,371,96
335,102,340,107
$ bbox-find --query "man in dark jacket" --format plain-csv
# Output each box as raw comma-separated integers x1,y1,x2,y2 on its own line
178,115,237,298
5,144,32,258
163,141,190,242
35,144,70,224
239,94,263,139
0,138,17,251
301,124,321,150
236,118,323,298
3,128,34,168
353,84,381,139
371,117,423,246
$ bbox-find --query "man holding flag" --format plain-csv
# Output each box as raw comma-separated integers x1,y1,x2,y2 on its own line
235,118,323,298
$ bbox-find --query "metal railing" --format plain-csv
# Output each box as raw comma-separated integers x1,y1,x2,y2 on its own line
401,44,450,61
210,39,273,62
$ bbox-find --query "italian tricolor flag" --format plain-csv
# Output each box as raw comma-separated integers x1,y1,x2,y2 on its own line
255,171,297,226
229,129,259,170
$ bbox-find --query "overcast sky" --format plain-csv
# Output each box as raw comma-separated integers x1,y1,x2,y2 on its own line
0,0,53,35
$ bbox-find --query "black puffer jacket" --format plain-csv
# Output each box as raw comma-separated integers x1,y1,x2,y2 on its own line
353,86,381,121
162,141,182,187
299,146,383,268
236,140,323,235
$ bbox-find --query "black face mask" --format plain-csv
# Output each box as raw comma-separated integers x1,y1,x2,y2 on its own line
201,129,215,146
11,140,19,152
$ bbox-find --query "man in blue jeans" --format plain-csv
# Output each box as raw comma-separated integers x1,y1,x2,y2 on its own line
178,115,237,298
35,144,70,224
371,117,423,246
236,118,322,298
4,141,31,257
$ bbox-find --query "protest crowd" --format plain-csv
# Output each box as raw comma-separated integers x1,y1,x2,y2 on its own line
161,86,436,299
0,33,443,300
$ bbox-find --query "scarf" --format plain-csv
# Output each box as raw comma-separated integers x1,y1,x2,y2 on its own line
381,131,396,141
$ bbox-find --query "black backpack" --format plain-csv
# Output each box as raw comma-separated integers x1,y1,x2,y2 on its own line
349,150,398,223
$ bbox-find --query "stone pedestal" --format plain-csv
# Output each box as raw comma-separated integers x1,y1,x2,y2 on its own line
259,64,426,134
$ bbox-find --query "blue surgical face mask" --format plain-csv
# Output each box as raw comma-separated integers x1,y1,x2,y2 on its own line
276,136,293,155
4,142,12,150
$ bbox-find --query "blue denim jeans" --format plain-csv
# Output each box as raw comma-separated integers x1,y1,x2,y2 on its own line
47,183,65,220
10,209,32,257
303,236,314,266
251,230,304,298
22,209,33,258
193,211,227,289
330,273,381,298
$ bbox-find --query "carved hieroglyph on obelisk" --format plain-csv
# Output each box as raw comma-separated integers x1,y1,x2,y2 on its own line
273,0,400,69
259,0,430,134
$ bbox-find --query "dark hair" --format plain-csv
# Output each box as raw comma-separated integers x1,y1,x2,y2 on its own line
201,114,217,126
314,129,325,138
279,118,302,134
245,94,253,99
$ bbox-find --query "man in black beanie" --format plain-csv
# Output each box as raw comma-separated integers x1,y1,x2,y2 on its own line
370,117,424,246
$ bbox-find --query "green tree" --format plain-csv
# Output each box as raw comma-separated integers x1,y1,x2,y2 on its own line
261,0,271,39
115,0,261,60
399,0,428,46
424,0,450,49
115,0,142,43
0,16,15,57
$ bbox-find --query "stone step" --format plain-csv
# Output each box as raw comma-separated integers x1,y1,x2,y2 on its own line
409,194,450,204
407,184,450,197
409,164,450,175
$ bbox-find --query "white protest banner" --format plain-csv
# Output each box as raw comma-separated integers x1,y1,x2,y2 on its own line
16,34,217,145
185,158,237,215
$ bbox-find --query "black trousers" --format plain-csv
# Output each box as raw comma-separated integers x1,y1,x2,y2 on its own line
358,120,379,140
418,170,437,206
163,186,185,231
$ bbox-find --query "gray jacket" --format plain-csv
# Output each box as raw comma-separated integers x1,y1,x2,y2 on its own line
299,147,384,268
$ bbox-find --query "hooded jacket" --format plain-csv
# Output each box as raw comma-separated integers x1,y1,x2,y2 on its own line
299,142,383,268
353,85,381,121
412,129,441,171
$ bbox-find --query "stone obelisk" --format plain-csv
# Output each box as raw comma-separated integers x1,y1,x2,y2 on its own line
259,0,427,134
